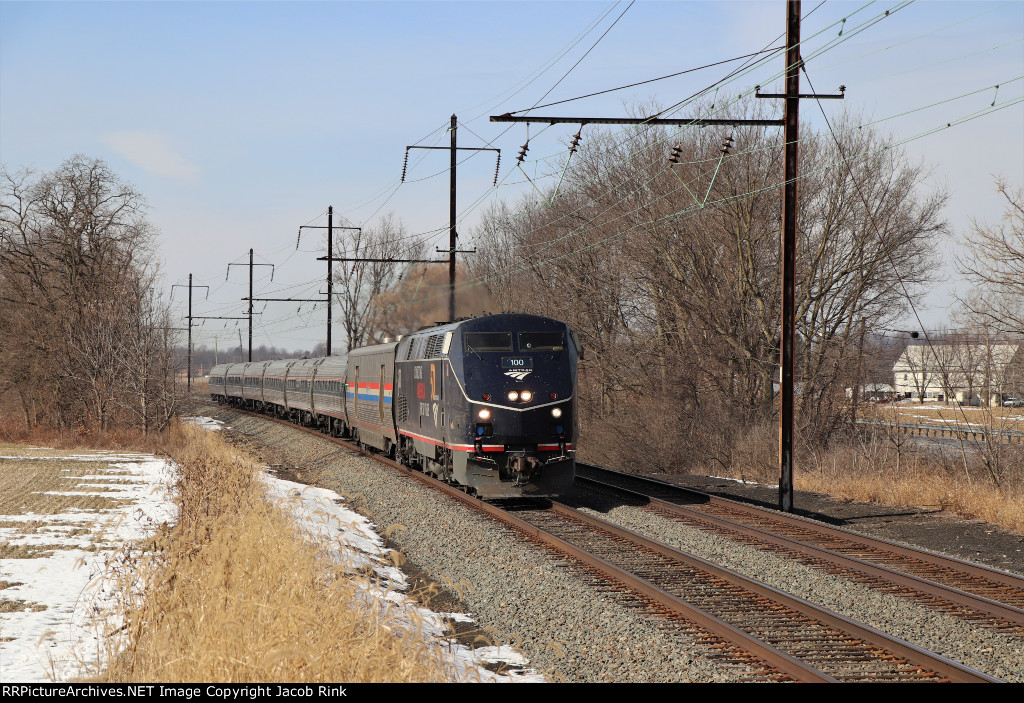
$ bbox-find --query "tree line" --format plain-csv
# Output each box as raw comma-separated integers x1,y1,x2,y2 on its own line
463,102,949,470
8,111,1018,461
0,156,178,434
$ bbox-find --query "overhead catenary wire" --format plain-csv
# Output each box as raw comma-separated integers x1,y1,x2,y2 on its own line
189,73,1022,342
304,0,886,267
503,46,789,115
384,88,1022,315
355,0,862,246
441,0,903,240
187,0,1020,348
340,2,631,220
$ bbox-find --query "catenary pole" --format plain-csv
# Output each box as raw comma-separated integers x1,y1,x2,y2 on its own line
188,274,192,389
327,206,333,356
449,115,457,322
779,0,800,513
403,115,496,322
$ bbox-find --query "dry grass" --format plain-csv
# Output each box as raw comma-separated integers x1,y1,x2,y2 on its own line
725,422,1024,534
0,458,131,516
97,424,477,683
0,451,140,568
0,412,171,452
863,402,1024,427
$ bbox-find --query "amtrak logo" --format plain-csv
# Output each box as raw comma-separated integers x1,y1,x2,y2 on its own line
504,370,533,380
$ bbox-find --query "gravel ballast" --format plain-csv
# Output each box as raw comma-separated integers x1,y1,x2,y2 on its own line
204,406,1023,682
205,407,757,682
571,487,1024,682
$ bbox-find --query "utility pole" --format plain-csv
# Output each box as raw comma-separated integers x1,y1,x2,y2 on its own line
188,274,194,388
171,274,208,391
227,250,274,362
449,114,458,322
249,249,253,362
298,209,362,355
328,206,333,355
755,0,843,512
403,114,500,321
300,208,446,351
780,1,802,515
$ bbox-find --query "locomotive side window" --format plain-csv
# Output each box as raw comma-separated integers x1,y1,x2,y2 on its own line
519,332,565,351
464,332,512,352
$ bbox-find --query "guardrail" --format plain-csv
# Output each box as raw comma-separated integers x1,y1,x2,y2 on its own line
856,419,1024,444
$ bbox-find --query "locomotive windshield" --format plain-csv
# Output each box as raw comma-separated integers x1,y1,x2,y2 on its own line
464,332,512,352
519,331,565,351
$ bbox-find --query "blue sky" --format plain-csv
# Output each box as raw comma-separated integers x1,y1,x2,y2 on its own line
2,1,1022,352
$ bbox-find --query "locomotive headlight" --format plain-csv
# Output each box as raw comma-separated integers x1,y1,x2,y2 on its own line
507,390,520,402
551,407,563,418
520,390,533,402
478,408,492,420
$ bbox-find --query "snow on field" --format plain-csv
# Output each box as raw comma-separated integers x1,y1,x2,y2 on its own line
0,453,176,682
180,416,225,432
0,419,544,682
260,465,546,681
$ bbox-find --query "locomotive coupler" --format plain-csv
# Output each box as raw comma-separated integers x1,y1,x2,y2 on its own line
512,455,542,474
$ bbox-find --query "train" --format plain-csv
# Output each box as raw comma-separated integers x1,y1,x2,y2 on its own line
208,313,580,498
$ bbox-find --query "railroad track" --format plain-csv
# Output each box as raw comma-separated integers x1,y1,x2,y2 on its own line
207,405,1004,682
508,501,999,682
576,463,1024,634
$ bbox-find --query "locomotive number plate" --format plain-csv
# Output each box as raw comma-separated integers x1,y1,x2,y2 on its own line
501,357,533,369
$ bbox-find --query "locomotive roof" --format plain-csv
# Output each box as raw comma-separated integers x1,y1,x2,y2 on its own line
404,313,566,338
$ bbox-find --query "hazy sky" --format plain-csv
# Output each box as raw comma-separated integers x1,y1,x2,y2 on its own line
2,1,1021,352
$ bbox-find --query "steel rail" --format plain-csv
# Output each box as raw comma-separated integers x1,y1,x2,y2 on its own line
415,483,838,683
542,501,1001,683
578,463,1024,593
575,473,1024,627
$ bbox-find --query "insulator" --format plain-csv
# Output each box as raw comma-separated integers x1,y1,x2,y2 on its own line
517,142,529,164
668,143,683,164
401,148,410,182
569,129,582,154
720,133,735,155
493,152,501,185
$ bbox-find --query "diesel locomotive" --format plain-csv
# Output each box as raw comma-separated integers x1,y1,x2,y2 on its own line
209,313,580,497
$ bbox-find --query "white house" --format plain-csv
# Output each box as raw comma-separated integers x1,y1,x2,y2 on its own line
893,342,1022,404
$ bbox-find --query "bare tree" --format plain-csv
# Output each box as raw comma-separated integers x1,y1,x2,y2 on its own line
332,213,426,351
958,180,1024,336
0,155,179,433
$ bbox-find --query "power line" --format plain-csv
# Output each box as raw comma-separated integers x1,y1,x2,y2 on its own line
507,46,788,115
